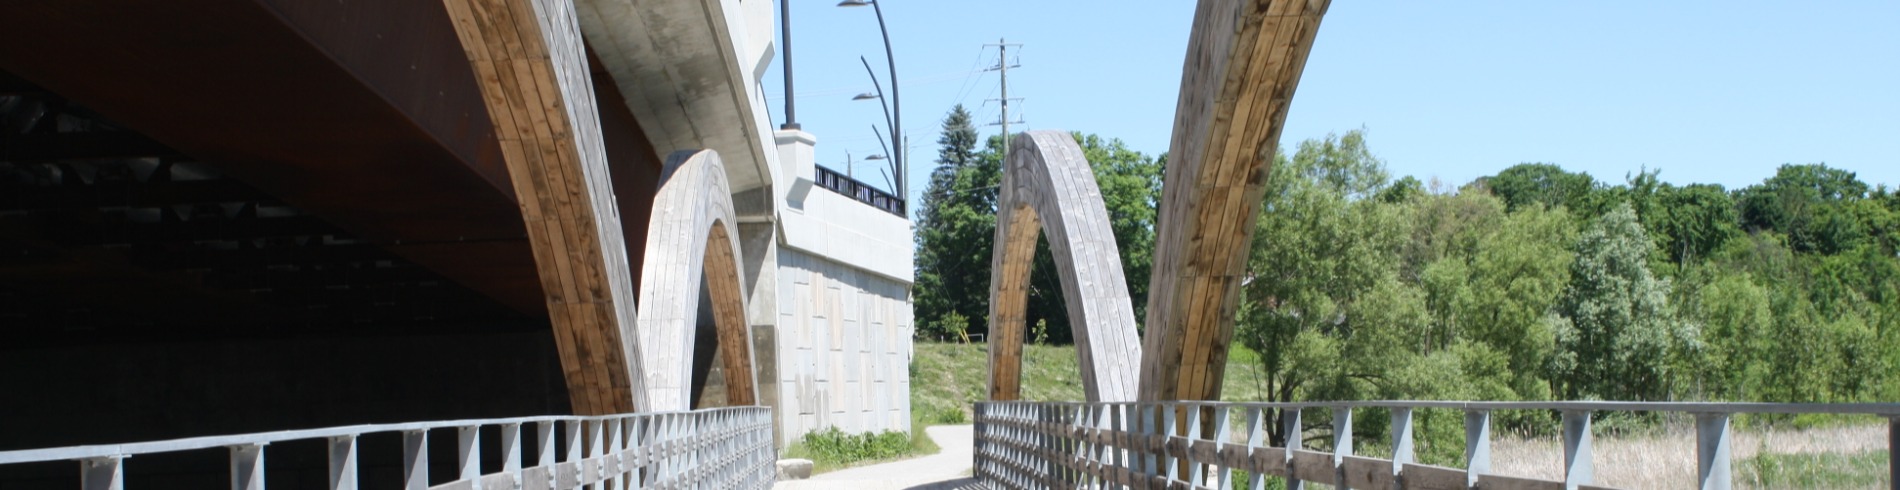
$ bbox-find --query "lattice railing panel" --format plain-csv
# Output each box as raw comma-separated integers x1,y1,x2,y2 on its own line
974,400,1900,490
0,406,776,490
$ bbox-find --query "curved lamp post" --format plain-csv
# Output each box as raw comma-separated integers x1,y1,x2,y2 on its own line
838,0,904,211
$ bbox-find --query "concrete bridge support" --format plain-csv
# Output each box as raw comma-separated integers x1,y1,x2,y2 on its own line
1138,0,1330,402
988,131,1142,403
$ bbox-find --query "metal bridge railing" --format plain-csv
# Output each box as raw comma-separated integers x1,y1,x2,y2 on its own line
813,165,905,217
974,400,1900,490
0,406,777,490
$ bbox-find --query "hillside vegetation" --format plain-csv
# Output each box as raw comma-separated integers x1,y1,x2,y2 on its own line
910,341,1269,421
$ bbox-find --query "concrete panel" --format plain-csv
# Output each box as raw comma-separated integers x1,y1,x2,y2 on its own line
771,247,912,446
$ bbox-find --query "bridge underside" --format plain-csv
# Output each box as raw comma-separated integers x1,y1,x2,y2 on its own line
0,0,777,461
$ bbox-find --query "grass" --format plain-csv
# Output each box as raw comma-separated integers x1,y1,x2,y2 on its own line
911,341,1087,421
1741,449,1889,488
908,341,1287,427
1489,420,1889,488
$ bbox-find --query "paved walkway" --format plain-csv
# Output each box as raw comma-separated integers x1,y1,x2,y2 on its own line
774,425,980,490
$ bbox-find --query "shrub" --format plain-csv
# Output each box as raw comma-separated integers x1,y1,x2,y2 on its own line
791,427,913,470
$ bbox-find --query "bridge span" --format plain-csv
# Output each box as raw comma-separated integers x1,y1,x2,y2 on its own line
6,0,1890,489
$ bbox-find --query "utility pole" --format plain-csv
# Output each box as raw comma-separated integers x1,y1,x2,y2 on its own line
985,39,1023,162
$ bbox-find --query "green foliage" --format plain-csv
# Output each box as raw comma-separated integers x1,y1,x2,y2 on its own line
1738,163,1872,254
913,118,1161,342
1032,318,1049,346
916,405,968,425
1740,450,1890,488
909,342,1087,424
1551,202,1697,401
1652,182,1741,264
1022,134,1163,343
940,311,970,343
1480,163,1601,213
913,105,1002,341
784,427,916,472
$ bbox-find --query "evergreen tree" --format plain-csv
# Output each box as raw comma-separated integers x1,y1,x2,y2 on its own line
913,105,996,340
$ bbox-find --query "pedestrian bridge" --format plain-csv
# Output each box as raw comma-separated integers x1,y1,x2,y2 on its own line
5,401,1898,489
4,0,1891,489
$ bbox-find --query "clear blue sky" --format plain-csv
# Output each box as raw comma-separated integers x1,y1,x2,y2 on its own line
765,1,1899,211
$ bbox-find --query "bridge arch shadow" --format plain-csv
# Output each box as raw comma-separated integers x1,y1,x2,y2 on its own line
988,130,1142,403
638,149,758,411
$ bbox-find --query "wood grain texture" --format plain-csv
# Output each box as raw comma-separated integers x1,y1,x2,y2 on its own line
440,0,646,414
638,149,757,411
1139,0,1331,402
988,131,1142,402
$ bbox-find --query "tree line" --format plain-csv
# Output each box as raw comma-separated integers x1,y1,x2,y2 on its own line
912,105,1900,417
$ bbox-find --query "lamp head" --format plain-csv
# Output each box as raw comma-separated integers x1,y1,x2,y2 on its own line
852,92,881,101
837,0,872,6
865,154,887,161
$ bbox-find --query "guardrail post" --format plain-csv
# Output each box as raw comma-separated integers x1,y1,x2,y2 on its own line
537,421,556,469
230,443,265,490
403,430,428,490
1110,403,1128,477
563,419,582,464
1285,407,1304,490
1245,407,1267,490
456,426,480,489
81,456,124,490
1891,417,1898,490
606,418,624,489
1333,407,1353,488
329,435,359,490
1391,407,1414,490
588,419,606,486
626,416,645,489
1141,404,1158,479
1164,403,1180,482
1211,405,1231,489
500,423,522,476
1464,409,1490,489
1695,413,1731,490
1562,410,1593,490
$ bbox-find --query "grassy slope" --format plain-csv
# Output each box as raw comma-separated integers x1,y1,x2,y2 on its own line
911,341,1268,421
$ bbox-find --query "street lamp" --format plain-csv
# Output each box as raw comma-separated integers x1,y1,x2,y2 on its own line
838,0,904,212
779,0,798,129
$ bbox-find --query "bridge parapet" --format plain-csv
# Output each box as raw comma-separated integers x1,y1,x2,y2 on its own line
974,400,1900,490
0,406,776,490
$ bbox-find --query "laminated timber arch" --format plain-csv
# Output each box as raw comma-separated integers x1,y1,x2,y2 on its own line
442,0,646,414
1138,0,1330,402
638,149,757,411
989,131,1143,403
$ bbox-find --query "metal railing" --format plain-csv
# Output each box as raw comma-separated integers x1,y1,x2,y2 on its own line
0,406,776,490
974,400,1900,490
814,165,905,216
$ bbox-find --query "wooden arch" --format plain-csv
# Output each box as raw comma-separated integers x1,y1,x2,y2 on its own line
988,130,1143,402
637,149,757,411
441,0,646,414
1139,0,1331,401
